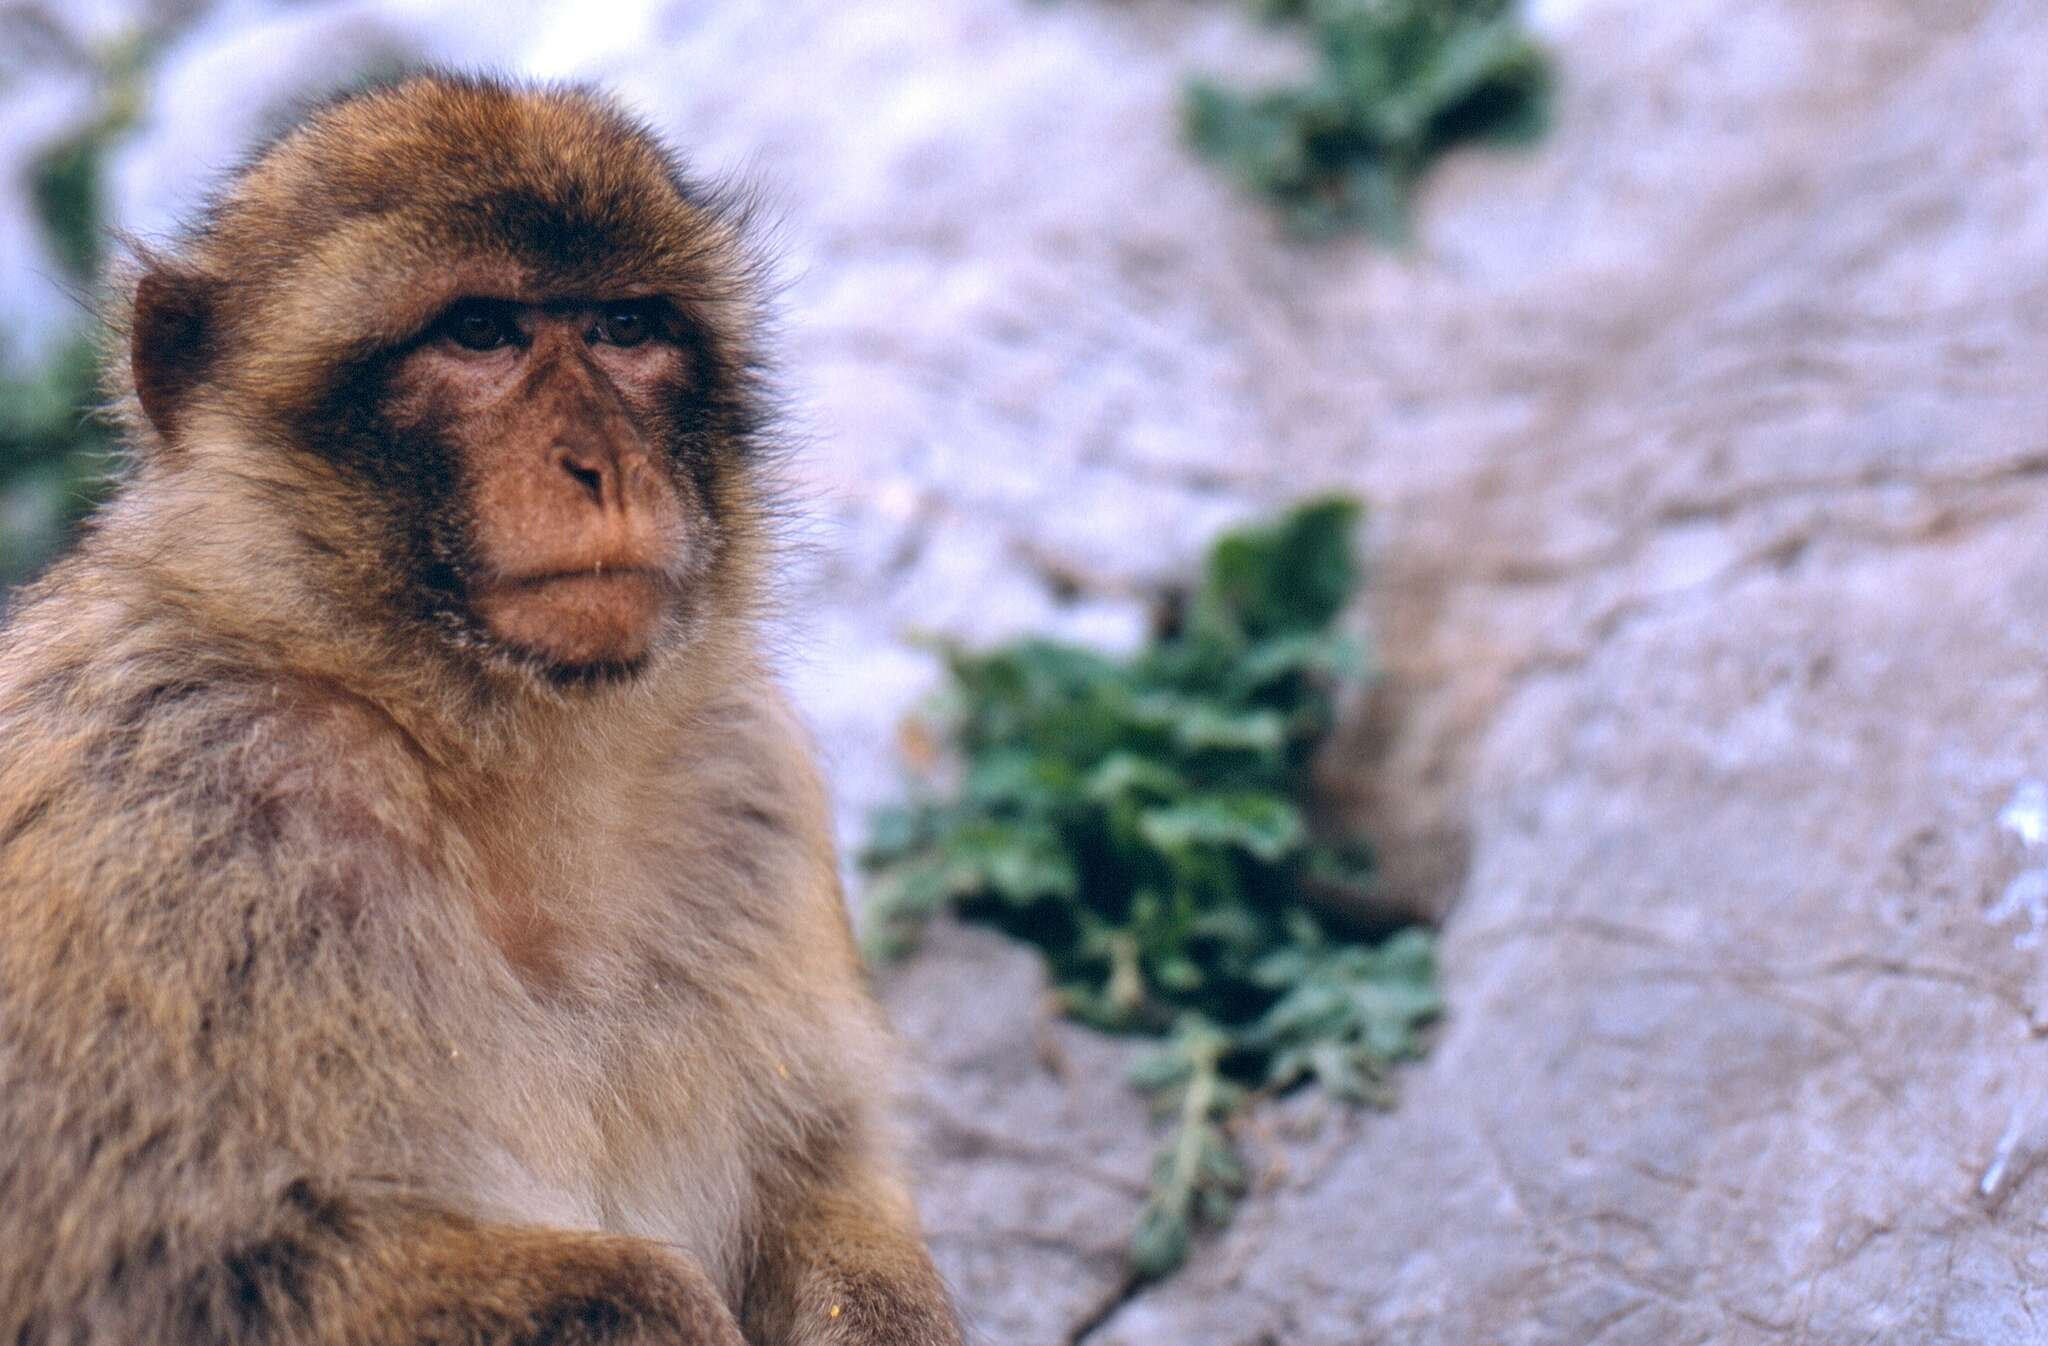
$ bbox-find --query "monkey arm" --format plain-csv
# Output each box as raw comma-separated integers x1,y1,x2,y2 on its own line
710,694,964,1346
12,1176,746,1345
707,740,962,1345
225,1190,749,1346
742,1166,963,1346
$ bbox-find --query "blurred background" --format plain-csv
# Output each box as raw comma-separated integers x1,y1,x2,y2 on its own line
6,2,2048,1342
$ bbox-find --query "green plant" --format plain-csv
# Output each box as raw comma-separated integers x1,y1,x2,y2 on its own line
2,34,154,592
1,334,117,589
1187,0,1551,238
862,497,1440,1280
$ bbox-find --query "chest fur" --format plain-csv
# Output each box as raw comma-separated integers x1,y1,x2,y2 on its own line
462,981,830,1307
455,878,844,1298
430,695,860,1304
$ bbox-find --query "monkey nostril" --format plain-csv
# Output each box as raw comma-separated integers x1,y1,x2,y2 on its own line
556,450,608,506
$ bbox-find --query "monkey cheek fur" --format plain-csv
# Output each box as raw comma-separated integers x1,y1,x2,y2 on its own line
471,570,670,669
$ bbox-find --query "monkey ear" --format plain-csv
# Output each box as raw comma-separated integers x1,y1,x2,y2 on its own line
130,265,217,442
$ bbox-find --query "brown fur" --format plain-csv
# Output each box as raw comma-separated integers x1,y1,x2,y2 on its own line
0,73,959,1346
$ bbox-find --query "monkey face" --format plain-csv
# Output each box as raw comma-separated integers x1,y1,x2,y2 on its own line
380,295,720,679
118,76,774,692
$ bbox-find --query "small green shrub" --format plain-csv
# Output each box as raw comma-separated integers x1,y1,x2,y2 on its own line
1188,0,1551,238
862,497,1440,1280
1,335,117,590
2,34,155,593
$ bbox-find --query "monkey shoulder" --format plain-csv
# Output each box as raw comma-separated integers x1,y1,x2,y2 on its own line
615,672,891,1087
0,665,470,1286
650,675,843,917
0,647,443,951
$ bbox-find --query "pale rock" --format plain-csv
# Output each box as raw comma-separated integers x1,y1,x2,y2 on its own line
9,1,2048,1342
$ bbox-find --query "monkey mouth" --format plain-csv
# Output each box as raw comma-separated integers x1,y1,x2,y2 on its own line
470,565,673,671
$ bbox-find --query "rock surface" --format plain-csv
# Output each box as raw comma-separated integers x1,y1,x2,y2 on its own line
8,0,2048,1342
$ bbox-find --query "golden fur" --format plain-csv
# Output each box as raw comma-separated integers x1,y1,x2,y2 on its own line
0,74,958,1345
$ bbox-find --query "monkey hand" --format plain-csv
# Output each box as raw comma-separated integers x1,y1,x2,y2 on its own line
337,1203,750,1346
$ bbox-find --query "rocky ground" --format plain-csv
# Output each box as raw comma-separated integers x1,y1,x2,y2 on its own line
7,1,2048,1341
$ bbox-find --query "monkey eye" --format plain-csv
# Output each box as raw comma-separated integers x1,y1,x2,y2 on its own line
593,302,659,348
438,300,518,352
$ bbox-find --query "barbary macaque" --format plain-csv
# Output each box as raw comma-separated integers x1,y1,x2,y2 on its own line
0,73,960,1346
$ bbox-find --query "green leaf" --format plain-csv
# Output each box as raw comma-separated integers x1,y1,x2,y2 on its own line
1130,1203,1192,1282
1127,1044,1197,1093
1085,752,1188,804
1168,702,1291,755
1139,795,1304,863
963,749,1084,814
943,819,1079,906
1302,839,1377,905
1228,629,1368,694
859,804,928,867
1185,0,1552,239
1193,496,1362,644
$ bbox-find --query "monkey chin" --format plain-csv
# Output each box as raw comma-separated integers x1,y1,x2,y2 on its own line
471,569,670,683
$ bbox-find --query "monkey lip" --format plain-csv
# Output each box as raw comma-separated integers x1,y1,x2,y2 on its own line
471,566,672,668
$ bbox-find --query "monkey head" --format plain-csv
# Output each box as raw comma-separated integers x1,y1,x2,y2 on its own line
117,74,772,688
